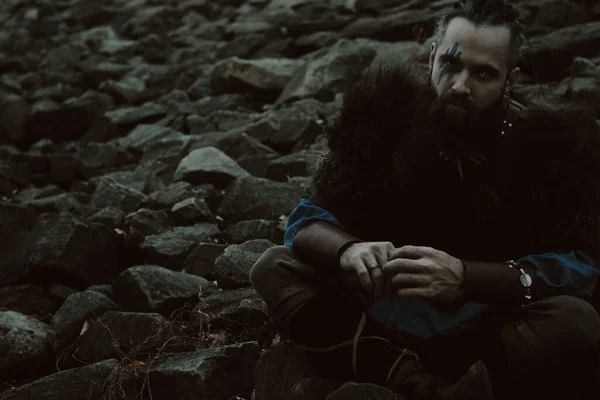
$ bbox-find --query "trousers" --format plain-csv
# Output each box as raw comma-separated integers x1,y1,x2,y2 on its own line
250,246,600,400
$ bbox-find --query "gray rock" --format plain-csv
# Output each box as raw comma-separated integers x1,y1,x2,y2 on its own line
183,242,227,278
27,105,110,146
261,0,355,36
0,285,58,320
219,176,305,223
87,206,126,228
85,284,114,298
51,291,121,352
140,223,222,270
0,359,117,400
277,38,377,103
105,102,167,127
99,75,148,104
266,150,324,181
74,311,170,364
214,239,275,289
223,219,283,244
90,177,146,214
77,142,132,178
171,197,215,224
0,311,53,381
211,57,304,101
0,201,35,236
174,146,250,187
0,94,30,144
24,192,83,216
527,22,600,81
116,124,186,153
198,287,271,339
188,130,279,177
124,208,173,247
571,57,600,78
144,181,213,210
341,8,435,41
111,265,212,316
13,185,63,203
253,342,311,400
2,212,123,287
125,342,261,400
326,382,402,399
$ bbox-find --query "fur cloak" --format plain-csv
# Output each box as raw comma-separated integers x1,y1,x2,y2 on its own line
310,63,600,264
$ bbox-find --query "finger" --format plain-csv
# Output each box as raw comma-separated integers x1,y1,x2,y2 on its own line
395,287,433,299
372,252,389,299
390,273,429,290
355,264,373,294
382,258,423,275
370,266,385,299
390,245,430,260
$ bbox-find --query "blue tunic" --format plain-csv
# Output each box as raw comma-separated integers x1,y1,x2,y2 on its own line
284,198,600,338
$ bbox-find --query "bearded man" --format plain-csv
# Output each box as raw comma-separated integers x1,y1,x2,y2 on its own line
250,1,600,399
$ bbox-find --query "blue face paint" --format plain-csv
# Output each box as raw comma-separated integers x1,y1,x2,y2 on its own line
438,41,462,85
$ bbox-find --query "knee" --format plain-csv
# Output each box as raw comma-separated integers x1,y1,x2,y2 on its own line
529,296,600,366
249,245,292,290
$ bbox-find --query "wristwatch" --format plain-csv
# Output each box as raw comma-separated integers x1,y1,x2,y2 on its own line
507,259,533,300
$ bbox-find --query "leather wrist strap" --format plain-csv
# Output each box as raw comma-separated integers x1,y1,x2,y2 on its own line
293,222,362,269
462,260,536,305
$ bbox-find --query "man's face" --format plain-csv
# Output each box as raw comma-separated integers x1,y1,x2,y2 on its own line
429,17,519,126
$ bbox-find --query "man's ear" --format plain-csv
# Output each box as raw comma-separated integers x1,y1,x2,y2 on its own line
505,66,520,93
429,42,437,70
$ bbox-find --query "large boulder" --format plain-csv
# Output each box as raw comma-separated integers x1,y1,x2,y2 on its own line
139,223,222,270
276,39,376,103
50,291,121,352
0,311,53,381
0,359,117,400
218,176,305,223
74,311,170,364
1,212,123,288
111,265,214,316
124,342,261,400
173,146,250,187
211,57,304,101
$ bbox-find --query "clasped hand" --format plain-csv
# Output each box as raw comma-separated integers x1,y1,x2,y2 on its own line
339,242,465,303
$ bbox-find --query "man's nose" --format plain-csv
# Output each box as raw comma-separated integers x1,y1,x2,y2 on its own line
451,72,471,95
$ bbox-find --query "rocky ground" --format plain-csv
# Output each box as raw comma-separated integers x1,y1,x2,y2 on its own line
0,0,599,399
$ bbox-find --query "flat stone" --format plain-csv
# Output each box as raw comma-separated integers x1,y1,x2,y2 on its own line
90,177,146,214
139,223,222,270
124,342,261,400
171,197,215,224
74,311,170,364
111,265,213,316
0,359,118,400
277,38,376,104
266,150,324,181
116,124,186,153
218,176,305,223
174,146,250,187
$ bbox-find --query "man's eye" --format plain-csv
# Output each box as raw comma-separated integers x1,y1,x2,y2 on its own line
477,71,491,79
443,59,454,65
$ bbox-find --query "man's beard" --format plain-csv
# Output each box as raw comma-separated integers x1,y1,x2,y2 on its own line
427,82,506,159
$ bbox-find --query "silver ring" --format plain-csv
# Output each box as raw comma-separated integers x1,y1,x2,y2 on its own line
367,263,381,271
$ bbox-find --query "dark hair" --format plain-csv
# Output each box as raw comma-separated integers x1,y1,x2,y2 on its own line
432,0,528,68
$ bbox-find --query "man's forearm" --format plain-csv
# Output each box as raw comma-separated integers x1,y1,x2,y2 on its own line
462,260,537,305
293,221,362,269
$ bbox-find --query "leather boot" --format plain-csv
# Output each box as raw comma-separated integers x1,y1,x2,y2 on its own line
291,377,343,400
296,313,493,400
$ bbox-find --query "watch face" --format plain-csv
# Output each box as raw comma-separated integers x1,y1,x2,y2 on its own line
520,273,532,288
